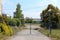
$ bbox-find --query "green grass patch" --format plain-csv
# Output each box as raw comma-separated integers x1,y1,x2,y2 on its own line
39,29,60,40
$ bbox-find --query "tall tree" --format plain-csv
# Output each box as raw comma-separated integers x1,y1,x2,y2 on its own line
14,3,23,18
40,4,59,29
14,3,24,26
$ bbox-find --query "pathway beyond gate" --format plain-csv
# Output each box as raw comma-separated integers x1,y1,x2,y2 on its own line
7,24,51,40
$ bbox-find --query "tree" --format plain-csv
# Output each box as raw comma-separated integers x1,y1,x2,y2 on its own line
9,18,17,26
14,3,24,26
25,17,33,23
14,3,23,18
40,4,59,29
0,15,11,25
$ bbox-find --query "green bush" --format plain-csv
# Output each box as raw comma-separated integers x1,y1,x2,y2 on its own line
0,23,13,36
9,19,17,26
9,18,21,27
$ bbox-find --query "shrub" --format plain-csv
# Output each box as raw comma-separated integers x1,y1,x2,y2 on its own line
0,23,13,36
9,19,17,26
8,26,13,36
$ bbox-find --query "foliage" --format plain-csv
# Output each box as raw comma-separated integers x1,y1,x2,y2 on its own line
25,17,33,23
9,18,17,26
0,4,25,40
57,14,60,29
14,4,22,18
0,15,11,25
16,19,20,26
0,23,13,36
40,4,59,29
14,3,24,26
0,16,4,23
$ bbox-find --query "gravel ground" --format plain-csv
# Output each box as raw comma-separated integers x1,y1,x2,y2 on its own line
7,24,51,40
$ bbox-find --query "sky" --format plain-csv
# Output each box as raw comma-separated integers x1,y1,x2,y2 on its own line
2,0,60,18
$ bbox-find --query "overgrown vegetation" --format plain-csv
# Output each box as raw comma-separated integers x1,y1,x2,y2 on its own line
40,4,59,29
40,4,60,40
0,16,14,40
14,3,24,26
0,3,24,40
0,23,13,36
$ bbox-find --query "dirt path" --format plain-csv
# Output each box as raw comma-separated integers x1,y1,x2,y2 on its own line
7,24,51,40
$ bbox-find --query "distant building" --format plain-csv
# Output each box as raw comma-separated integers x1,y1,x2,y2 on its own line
0,0,2,16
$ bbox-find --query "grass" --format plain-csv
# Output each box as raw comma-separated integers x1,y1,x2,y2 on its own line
39,29,60,40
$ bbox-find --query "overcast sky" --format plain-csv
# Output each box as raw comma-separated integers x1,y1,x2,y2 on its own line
2,0,60,18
